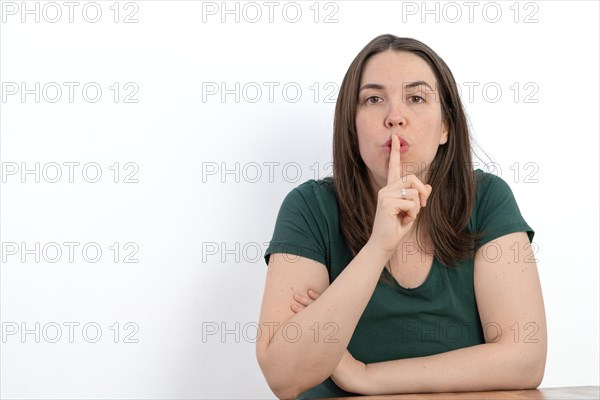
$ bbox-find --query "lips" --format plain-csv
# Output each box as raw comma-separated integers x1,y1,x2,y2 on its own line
383,137,409,153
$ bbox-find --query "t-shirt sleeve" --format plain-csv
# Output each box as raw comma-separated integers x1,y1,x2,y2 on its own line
474,172,535,250
264,183,328,267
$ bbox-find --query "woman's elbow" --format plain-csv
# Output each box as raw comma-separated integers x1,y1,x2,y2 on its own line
516,344,547,389
272,386,302,400
258,366,304,399
256,346,331,399
264,377,301,400
527,355,546,389
256,347,302,399
262,369,300,399
521,364,545,390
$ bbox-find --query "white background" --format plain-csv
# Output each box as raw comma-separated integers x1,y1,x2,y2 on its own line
1,1,598,398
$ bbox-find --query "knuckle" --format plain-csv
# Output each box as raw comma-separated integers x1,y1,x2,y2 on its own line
411,201,420,212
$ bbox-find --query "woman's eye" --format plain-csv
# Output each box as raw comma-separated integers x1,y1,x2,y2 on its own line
408,95,425,103
366,96,382,104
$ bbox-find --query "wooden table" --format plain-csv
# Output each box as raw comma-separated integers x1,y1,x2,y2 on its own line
322,386,599,399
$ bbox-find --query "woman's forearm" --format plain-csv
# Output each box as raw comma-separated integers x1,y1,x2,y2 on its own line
362,341,546,395
261,241,390,398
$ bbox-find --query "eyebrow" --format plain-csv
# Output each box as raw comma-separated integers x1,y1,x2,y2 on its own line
359,80,434,92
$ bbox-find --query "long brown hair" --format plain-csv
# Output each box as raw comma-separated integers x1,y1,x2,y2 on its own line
333,34,479,280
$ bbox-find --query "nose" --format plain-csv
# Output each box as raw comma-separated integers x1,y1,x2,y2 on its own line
384,101,406,128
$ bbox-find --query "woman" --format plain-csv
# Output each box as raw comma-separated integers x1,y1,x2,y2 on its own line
256,34,547,399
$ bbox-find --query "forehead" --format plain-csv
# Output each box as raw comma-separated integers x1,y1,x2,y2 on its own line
360,50,437,87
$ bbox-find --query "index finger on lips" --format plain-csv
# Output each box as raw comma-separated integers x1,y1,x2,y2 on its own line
387,134,402,186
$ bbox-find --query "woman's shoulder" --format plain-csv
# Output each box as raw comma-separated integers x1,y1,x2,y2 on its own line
266,178,337,268
281,176,339,219
473,168,513,197
471,168,534,244
474,167,503,183
289,176,337,202
295,176,335,190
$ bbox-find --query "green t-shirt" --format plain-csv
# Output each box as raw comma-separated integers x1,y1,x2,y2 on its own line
264,169,534,399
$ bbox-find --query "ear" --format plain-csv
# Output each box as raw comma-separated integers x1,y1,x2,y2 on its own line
439,120,449,145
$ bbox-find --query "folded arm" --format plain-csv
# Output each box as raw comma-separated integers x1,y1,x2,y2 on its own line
355,232,547,394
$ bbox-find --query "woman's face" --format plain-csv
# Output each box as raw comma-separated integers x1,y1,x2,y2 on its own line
355,50,448,190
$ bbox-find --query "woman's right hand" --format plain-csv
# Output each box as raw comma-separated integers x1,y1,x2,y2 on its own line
368,134,432,256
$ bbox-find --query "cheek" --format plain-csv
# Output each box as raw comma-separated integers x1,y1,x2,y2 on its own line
355,115,371,152
355,113,368,134
355,128,379,170
421,115,445,142
356,112,381,139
